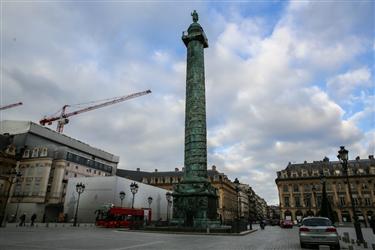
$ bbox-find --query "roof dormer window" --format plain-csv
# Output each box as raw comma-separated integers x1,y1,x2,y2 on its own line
31,148,39,158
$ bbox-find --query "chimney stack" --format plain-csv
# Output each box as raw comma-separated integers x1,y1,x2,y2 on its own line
155,169,158,172
175,168,179,172
136,168,140,171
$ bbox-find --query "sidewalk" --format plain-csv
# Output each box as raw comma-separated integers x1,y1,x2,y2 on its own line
337,227,375,250
3,222,95,228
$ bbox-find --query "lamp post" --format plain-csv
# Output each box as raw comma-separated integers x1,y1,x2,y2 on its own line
73,182,85,227
130,182,138,209
147,196,153,209
337,146,364,243
234,178,240,232
146,196,153,225
312,185,317,215
119,191,125,208
165,192,172,224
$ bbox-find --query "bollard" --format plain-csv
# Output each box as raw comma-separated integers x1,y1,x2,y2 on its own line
46,223,49,228
363,241,368,248
348,245,354,250
351,239,355,244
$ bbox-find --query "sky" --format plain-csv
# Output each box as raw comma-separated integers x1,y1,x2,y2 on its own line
1,1,374,205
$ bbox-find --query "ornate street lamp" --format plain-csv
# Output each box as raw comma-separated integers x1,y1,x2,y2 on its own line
234,178,240,232
130,182,139,209
337,146,364,243
312,184,317,214
165,192,172,223
119,191,126,208
147,196,153,209
73,182,85,227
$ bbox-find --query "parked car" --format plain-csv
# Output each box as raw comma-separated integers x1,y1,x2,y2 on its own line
299,217,340,249
280,220,293,228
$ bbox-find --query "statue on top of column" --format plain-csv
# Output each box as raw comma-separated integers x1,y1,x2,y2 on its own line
191,10,198,23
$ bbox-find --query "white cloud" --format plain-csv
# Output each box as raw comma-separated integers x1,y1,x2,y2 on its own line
327,67,372,101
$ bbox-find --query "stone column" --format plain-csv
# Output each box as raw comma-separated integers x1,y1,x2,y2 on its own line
183,11,209,183
172,11,218,228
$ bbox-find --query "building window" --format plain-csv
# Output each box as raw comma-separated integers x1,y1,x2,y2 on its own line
283,185,288,193
335,170,341,176
31,148,39,158
304,196,311,208
364,198,371,206
339,196,346,206
353,198,359,206
40,147,48,157
284,197,290,207
295,196,301,208
317,195,322,208
293,184,299,193
23,150,30,158
323,169,330,176
304,184,311,192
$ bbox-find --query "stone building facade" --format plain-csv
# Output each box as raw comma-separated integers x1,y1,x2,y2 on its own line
117,166,268,223
275,156,375,226
0,121,118,222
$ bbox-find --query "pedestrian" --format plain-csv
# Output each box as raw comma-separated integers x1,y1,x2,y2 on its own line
30,213,37,226
19,214,26,227
370,215,375,234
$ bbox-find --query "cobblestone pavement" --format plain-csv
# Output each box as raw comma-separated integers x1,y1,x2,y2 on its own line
0,224,374,250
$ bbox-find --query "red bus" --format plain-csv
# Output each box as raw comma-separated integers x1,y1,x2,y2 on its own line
95,206,152,228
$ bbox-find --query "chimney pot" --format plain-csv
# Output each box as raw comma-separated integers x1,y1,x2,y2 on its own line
136,168,140,171
155,169,158,172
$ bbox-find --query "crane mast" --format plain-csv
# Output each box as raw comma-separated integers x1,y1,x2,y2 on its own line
0,102,23,111
40,90,151,133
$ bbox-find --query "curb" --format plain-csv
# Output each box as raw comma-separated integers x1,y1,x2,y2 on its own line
116,228,258,236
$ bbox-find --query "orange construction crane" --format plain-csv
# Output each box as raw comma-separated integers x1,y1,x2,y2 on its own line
39,90,151,133
0,102,23,111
